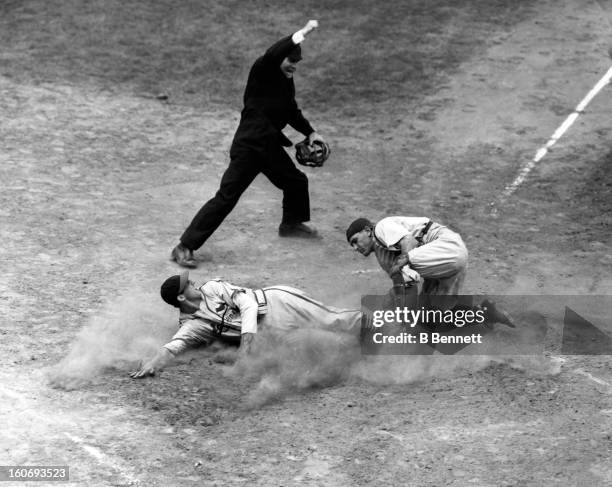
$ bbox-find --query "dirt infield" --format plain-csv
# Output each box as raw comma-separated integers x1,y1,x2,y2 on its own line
1,0,612,485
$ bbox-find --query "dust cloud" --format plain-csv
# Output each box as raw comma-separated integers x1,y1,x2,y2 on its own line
47,289,175,390
228,327,542,409
46,284,558,405
229,307,558,409
231,328,361,408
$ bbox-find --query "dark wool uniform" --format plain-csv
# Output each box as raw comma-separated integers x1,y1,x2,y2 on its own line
180,35,316,250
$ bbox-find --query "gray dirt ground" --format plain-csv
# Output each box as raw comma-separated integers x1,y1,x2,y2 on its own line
1,0,612,485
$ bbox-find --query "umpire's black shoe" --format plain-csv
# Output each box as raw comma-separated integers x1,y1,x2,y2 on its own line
171,243,198,268
278,223,322,239
481,299,515,328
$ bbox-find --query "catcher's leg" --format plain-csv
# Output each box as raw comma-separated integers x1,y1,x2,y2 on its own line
180,150,259,250
407,229,468,282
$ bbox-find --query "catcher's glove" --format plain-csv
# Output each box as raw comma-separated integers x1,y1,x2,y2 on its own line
295,138,330,167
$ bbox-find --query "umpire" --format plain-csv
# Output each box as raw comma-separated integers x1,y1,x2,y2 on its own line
172,20,326,268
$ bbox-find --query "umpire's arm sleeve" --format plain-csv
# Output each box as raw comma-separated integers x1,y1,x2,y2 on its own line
262,35,300,66
288,101,315,137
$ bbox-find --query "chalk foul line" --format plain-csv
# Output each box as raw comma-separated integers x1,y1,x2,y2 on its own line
493,64,612,209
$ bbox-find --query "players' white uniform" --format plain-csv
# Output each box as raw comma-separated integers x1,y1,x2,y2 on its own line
163,280,360,355
373,216,468,295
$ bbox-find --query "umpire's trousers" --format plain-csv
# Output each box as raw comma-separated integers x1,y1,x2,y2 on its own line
180,140,310,250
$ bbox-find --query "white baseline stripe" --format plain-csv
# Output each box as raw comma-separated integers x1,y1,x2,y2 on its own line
64,432,141,484
0,382,139,485
497,65,612,202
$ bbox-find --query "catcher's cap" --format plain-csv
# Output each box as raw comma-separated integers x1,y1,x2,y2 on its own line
346,218,374,242
287,44,302,62
160,271,189,308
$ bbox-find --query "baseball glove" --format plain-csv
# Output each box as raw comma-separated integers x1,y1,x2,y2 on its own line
295,138,330,167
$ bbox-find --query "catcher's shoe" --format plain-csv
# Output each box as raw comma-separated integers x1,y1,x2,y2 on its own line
171,243,198,268
278,223,322,239
481,299,515,328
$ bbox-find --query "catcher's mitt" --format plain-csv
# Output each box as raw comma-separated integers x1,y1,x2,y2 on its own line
295,138,330,167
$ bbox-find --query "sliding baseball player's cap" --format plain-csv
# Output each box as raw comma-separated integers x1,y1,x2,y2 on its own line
287,44,302,62
346,218,374,242
160,271,189,308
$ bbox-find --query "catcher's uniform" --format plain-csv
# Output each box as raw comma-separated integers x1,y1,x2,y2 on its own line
163,279,360,355
373,216,468,295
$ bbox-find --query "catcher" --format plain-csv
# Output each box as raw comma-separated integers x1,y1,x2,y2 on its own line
346,216,514,326
130,271,360,378
171,20,331,268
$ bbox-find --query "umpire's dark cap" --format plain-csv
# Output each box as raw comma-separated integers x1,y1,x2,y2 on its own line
346,218,374,242
160,271,189,308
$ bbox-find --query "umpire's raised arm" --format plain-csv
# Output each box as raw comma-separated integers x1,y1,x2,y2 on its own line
262,20,319,64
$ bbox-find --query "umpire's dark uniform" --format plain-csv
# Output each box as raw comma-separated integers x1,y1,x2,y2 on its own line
180,35,316,251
